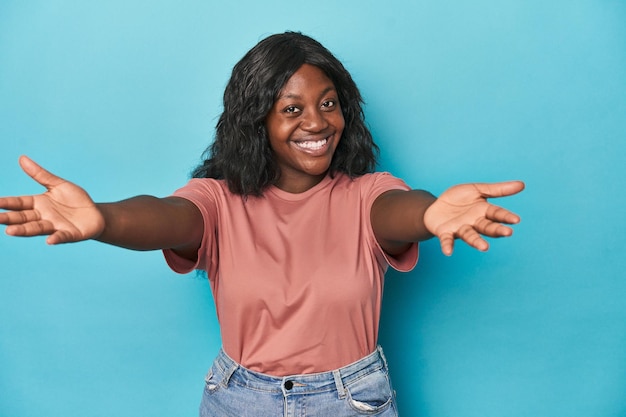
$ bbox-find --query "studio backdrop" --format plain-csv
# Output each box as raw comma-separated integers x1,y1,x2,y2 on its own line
1,1,625,416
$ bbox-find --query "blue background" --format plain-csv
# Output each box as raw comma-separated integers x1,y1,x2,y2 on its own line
1,1,625,416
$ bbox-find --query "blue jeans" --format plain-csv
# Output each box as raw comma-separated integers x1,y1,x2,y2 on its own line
199,346,399,416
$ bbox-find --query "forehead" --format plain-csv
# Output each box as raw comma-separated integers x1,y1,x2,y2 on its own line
277,64,336,97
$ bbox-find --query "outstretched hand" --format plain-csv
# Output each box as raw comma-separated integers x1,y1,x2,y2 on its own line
0,156,104,245
423,181,525,256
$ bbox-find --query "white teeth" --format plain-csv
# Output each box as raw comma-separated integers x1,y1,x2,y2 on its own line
295,138,327,150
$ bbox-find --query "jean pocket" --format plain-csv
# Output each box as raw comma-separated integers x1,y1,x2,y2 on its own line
345,369,394,415
203,368,222,394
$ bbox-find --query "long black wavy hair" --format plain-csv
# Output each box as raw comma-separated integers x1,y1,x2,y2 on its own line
192,31,379,196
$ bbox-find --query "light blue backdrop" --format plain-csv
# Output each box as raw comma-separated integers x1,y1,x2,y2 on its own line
1,1,625,416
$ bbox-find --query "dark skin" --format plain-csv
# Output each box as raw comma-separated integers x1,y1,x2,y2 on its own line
0,65,524,259
372,184,524,256
0,153,523,261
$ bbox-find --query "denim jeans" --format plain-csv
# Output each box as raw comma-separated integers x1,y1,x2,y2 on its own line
199,346,399,416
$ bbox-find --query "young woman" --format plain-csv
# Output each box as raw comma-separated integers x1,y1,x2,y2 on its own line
0,32,524,416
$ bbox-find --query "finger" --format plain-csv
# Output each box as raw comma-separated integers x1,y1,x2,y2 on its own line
5,220,55,237
0,195,36,212
438,232,455,256
472,181,525,199
47,229,77,245
485,204,521,224
474,217,514,238
457,224,489,252
18,155,66,190
0,209,41,226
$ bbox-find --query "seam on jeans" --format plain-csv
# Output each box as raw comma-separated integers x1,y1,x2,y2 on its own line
345,370,394,415
204,369,220,392
348,396,393,415
342,363,385,387
228,378,284,393
376,345,389,369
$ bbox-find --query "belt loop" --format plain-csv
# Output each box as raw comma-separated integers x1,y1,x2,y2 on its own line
221,363,239,388
333,370,347,399
377,345,389,369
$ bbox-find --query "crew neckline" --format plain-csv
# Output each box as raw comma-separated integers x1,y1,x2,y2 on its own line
267,174,334,201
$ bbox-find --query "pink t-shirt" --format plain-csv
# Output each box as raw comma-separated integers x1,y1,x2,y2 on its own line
163,172,418,376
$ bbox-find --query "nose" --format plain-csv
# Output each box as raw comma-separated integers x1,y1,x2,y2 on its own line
300,108,329,132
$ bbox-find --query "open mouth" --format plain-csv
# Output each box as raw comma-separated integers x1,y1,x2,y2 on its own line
293,137,328,151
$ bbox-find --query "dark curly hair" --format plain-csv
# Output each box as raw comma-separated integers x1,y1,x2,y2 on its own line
192,31,378,196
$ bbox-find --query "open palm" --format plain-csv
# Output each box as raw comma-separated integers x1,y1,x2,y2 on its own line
0,156,104,245
423,181,524,255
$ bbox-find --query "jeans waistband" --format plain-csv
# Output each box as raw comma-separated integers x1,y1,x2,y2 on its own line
212,346,389,396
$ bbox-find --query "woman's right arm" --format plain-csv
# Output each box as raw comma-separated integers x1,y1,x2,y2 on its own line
96,196,202,259
0,156,202,260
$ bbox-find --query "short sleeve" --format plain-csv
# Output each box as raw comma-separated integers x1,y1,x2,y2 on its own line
162,179,220,275
361,172,419,273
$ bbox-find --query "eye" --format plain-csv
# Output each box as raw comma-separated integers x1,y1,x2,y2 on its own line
321,100,337,110
283,106,301,114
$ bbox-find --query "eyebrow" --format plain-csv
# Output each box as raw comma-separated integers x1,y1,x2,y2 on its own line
277,85,337,101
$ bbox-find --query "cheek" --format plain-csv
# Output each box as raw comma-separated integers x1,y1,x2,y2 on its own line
335,119,346,140
265,123,287,150
266,116,296,139
335,110,346,132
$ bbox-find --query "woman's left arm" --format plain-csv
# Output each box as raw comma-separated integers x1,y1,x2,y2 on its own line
371,181,525,256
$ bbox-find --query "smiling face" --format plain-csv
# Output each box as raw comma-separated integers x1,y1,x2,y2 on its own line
265,64,345,193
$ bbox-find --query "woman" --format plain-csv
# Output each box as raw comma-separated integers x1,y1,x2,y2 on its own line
0,32,524,416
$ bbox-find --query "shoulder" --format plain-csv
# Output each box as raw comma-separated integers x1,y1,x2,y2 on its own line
169,178,246,212
173,178,233,198
333,172,411,194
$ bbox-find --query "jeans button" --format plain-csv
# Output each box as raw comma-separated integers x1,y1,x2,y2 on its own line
284,380,294,390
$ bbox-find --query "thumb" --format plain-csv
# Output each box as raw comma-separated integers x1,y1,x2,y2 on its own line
18,155,66,190
472,181,525,199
